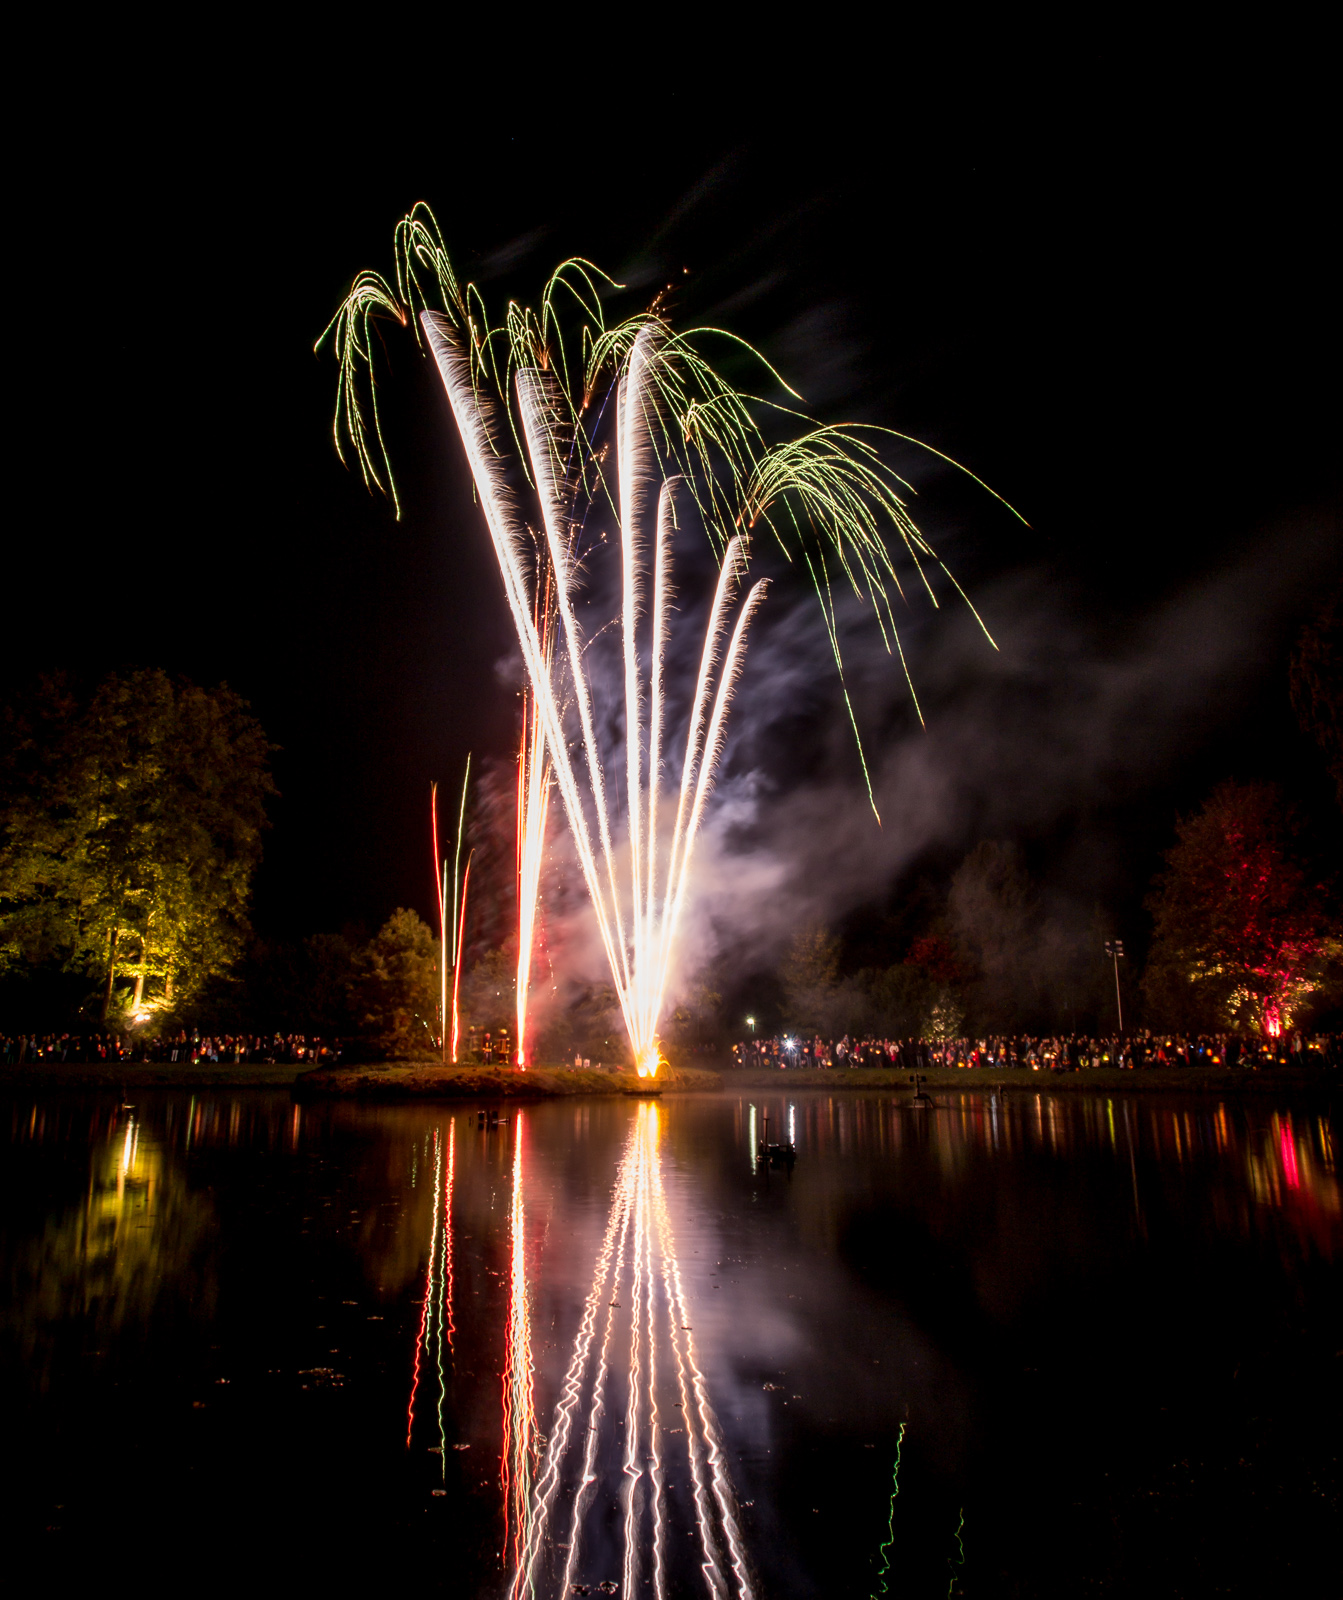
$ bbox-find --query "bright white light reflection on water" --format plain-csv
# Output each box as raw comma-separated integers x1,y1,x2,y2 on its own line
511,1103,752,1600
6,1089,1340,1597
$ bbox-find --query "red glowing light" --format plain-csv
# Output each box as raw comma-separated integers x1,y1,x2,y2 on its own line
406,1128,440,1446
1280,1123,1300,1189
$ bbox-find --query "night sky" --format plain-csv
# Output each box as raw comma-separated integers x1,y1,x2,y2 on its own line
10,57,1338,976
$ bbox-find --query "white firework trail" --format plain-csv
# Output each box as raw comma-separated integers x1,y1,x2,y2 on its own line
325,208,1022,1063
423,313,767,1076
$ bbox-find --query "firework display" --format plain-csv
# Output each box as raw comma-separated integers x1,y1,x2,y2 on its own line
323,206,1015,1073
432,765,473,1063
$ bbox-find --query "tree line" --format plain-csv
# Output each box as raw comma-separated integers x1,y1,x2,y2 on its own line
2,584,1338,1059
774,779,1340,1042
772,589,1342,1043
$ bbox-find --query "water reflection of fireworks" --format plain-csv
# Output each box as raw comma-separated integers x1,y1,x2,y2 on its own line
512,1103,753,1600
502,1113,536,1564
407,1122,455,1467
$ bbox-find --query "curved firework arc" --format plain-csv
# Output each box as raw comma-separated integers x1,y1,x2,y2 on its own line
324,204,1019,1069
433,310,766,1073
422,311,641,1048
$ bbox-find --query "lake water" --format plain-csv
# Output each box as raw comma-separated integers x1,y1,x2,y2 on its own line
4,1088,1338,1596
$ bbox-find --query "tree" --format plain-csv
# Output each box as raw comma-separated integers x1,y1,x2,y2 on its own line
456,942,517,1047
947,841,1036,1031
780,924,845,1035
1142,780,1338,1035
218,931,362,1034
0,670,274,1019
902,933,968,1039
665,974,723,1051
1290,585,1342,809
354,909,440,1056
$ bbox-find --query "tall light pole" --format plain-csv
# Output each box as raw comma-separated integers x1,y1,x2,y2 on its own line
1104,939,1125,1033
746,1015,756,1036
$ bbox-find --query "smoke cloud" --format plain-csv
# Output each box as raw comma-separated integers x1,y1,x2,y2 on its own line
495,491,1338,1018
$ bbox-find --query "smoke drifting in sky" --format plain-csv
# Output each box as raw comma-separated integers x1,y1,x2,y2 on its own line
528,500,1339,1007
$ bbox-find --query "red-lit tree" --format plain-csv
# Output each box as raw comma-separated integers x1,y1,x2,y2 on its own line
1143,780,1338,1035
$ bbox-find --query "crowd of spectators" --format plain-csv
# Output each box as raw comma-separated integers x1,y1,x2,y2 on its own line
4,1026,1339,1072
730,1030,1341,1071
0,1031,344,1066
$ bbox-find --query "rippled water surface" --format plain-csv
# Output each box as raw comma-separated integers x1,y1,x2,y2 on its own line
4,1089,1339,1596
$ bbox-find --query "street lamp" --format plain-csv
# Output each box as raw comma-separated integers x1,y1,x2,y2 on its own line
746,1016,756,1036
1104,939,1125,1033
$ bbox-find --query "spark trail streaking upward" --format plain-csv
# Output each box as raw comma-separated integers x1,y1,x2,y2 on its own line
515,597,553,1070
322,205,1021,1073
429,318,767,1075
432,765,472,1063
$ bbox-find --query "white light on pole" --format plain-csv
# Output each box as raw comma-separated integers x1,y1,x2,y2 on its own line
1104,939,1126,1033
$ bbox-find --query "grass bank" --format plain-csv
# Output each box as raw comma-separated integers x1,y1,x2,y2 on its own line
294,1063,724,1100
728,1065,1336,1095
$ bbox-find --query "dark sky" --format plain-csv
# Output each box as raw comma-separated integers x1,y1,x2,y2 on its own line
9,49,1338,965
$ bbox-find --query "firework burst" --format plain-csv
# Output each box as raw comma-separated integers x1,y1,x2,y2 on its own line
321,206,1019,1073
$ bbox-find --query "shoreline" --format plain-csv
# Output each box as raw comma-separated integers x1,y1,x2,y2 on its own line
292,1064,724,1099
0,1061,1334,1099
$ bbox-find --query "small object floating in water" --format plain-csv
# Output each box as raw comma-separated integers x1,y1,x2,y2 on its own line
756,1112,796,1168
432,1489,446,1497
453,1443,471,1450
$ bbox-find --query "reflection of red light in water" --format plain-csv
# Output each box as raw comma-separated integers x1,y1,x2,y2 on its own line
1280,1123,1300,1189
501,1113,535,1565
407,1129,441,1446
406,1122,457,1456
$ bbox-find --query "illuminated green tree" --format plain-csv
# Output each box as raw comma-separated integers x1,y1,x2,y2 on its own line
354,908,440,1056
0,670,274,1019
